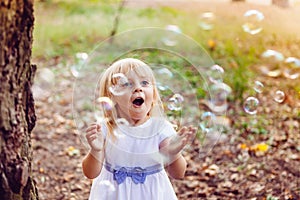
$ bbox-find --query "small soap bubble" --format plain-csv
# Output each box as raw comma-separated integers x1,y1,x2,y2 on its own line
273,90,285,103
35,68,55,90
109,73,129,96
76,52,88,60
173,93,184,103
242,10,264,35
116,118,129,126
32,68,56,99
167,93,184,111
253,81,264,93
260,49,284,77
261,49,284,61
97,97,114,111
199,12,215,31
94,110,104,124
283,57,300,79
243,96,259,115
161,25,182,46
156,68,173,78
154,67,173,92
209,83,232,113
199,112,216,133
156,82,170,91
165,24,182,33
70,52,88,78
208,64,224,84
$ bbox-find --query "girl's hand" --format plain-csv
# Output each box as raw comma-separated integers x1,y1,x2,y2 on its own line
160,125,197,158
85,123,104,152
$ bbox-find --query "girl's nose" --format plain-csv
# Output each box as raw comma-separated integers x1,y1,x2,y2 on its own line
133,87,143,93
133,82,143,92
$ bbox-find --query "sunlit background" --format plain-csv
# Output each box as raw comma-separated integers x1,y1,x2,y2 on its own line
31,1,300,199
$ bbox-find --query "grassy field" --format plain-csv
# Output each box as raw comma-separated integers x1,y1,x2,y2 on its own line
32,0,300,102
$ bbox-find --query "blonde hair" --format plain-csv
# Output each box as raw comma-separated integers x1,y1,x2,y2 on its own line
99,58,164,138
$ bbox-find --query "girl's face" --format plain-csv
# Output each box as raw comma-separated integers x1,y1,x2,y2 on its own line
112,71,154,126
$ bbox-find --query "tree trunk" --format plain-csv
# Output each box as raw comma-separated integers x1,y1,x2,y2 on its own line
0,0,38,199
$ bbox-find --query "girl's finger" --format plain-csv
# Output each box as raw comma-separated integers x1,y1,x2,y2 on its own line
87,135,97,142
96,124,101,132
178,126,187,136
86,126,97,133
86,127,98,134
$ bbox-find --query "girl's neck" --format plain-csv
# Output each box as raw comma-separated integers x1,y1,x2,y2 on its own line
131,115,150,126
116,106,150,126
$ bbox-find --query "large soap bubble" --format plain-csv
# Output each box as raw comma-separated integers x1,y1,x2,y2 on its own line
72,27,226,164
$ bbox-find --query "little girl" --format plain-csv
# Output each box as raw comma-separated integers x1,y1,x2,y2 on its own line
82,58,197,200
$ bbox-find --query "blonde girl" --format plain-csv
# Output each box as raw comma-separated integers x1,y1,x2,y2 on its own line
82,58,196,200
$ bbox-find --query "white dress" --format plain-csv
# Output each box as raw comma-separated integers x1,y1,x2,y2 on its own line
89,117,178,200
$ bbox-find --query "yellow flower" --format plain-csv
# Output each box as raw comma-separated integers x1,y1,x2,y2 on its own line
207,39,216,50
239,143,248,150
251,143,269,152
256,143,269,152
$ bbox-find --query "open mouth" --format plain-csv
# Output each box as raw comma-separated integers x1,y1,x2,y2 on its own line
132,97,144,106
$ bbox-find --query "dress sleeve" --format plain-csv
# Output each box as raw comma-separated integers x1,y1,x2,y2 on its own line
159,120,177,143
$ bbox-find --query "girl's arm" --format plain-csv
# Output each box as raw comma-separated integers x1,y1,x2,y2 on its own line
82,150,104,179
165,153,187,179
159,126,197,179
159,138,187,179
82,123,105,179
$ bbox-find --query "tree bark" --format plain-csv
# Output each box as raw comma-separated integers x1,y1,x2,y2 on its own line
0,0,38,199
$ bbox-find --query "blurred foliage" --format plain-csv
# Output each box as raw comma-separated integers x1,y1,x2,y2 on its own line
33,1,300,101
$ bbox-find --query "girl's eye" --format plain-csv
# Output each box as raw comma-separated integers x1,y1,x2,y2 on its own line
141,80,150,87
122,82,132,88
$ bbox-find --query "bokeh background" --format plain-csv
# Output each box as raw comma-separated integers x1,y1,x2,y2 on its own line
31,0,300,199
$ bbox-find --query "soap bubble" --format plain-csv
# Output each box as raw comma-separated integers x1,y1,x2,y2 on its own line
208,64,224,84
208,82,232,113
167,93,184,111
109,73,130,96
94,97,114,123
161,25,182,46
260,49,284,77
32,68,55,99
283,57,300,79
243,96,259,115
116,118,129,126
199,112,216,133
97,97,114,111
72,27,216,159
261,49,284,61
70,52,88,78
242,10,264,35
199,12,215,31
154,67,173,92
156,67,173,78
34,68,55,90
273,90,285,103
253,80,264,93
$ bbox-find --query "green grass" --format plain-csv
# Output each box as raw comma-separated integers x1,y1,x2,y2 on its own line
32,1,300,101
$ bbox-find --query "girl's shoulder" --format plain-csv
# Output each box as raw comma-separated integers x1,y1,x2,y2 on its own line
151,117,177,139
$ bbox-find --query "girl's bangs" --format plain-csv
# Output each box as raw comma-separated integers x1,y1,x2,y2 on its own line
110,63,155,85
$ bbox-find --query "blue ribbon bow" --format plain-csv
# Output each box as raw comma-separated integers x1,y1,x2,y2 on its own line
113,167,146,184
